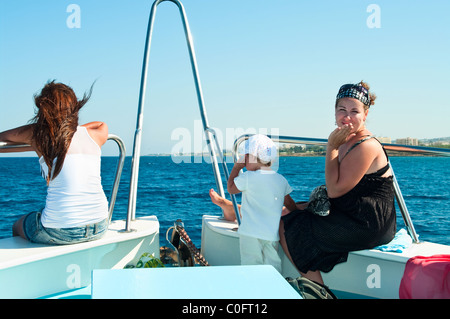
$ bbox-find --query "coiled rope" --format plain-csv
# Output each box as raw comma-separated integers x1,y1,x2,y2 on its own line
167,219,209,267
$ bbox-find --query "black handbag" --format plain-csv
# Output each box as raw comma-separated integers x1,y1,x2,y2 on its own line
306,185,330,216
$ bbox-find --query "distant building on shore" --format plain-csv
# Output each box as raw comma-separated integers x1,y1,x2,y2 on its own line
395,137,419,146
376,137,391,144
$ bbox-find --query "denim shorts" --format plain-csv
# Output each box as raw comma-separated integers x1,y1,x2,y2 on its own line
23,211,109,245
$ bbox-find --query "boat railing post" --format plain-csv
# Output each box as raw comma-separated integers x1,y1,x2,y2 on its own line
205,128,241,224
127,0,162,224
106,134,127,224
390,165,420,243
127,0,226,222
174,0,226,198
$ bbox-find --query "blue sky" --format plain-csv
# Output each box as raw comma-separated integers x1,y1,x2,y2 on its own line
1,0,449,156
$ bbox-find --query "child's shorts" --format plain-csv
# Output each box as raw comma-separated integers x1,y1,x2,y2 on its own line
239,234,282,273
23,211,108,245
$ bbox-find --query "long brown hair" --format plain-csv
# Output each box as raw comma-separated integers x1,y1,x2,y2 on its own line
31,81,93,184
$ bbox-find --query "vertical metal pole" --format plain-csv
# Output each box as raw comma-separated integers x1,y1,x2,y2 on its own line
390,165,420,243
127,0,163,221
127,0,225,222
175,1,225,197
106,134,126,224
206,128,241,224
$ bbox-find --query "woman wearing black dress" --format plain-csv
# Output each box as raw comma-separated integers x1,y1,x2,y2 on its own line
279,81,396,285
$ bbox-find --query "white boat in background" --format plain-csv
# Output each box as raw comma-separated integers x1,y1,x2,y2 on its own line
0,0,449,299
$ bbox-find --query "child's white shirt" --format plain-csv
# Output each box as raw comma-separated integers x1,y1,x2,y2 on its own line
234,169,292,241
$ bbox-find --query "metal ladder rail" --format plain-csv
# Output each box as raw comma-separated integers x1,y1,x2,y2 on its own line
106,135,127,225
205,128,241,225
127,0,224,222
230,134,450,244
0,134,127,230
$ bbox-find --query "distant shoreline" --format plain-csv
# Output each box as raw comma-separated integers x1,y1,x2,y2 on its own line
0,152,447,159
145,152,443,158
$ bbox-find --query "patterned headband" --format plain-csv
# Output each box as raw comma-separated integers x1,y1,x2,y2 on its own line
336,84,371,107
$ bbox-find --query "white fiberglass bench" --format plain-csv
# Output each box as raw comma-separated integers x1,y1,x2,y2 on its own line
0,216,159,298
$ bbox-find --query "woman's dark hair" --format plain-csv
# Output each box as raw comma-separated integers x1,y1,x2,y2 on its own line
357,80,377,109
31,80,93,183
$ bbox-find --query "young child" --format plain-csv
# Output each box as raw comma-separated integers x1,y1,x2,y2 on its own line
227,134,297,273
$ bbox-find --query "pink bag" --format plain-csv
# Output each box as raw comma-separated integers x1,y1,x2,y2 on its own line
399,254,450,299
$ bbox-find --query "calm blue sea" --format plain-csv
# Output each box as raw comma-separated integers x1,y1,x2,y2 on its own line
0,156,449,247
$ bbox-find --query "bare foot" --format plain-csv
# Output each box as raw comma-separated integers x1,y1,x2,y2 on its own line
209,189,238,221
209,188,228,208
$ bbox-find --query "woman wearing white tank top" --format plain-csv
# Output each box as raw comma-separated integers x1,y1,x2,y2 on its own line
0,81,110,245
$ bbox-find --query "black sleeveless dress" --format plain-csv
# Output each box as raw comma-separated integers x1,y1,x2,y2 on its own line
282,137,396,273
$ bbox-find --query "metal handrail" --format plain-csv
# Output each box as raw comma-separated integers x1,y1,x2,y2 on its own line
205,128,241,225
232,134,450,158
0,142,32,151
0,134,127,229
127,0,225,221
230,134,450,244
105,134,127,224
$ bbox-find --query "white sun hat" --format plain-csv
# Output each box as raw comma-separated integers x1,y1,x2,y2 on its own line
244,134,278,164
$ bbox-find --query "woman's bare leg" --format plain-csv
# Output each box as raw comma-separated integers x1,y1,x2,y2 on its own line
279,216,324,285
302,270,324,284
209,189,240,221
